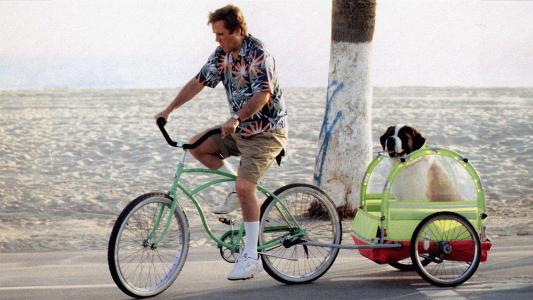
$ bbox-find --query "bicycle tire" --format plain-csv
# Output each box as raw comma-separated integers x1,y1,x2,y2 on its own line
108,193,189,298
259,183,342,284
410,211,481,287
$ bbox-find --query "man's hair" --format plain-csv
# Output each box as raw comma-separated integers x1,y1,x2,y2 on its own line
208,4,248,35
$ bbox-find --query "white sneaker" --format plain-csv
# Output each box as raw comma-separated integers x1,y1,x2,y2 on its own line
213,192,240,214
228,253,263,280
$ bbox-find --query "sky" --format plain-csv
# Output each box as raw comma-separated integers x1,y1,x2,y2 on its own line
1,0,532,88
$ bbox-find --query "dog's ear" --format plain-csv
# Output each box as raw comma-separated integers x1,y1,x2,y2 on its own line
380,126,394,150
409,127,426,150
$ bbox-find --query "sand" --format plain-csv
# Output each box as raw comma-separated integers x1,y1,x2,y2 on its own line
0,87,531,252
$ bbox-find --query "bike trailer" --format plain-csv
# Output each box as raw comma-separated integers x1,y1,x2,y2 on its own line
351,147,492,264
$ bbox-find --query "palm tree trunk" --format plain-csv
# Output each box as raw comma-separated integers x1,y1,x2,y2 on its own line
314,0,376,218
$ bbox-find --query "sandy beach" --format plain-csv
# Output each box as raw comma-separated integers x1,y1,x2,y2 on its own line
0,87,532,252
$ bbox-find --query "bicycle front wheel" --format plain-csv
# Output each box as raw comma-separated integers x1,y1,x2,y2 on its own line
259,183,341,284
108,193,190,298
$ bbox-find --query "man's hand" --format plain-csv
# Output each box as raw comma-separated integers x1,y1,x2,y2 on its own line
221,117,239,138
154,109,171,123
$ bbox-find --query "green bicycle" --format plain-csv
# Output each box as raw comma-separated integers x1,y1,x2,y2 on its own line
107,118,342,298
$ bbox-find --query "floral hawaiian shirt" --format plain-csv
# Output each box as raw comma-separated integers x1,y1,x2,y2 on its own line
196,35,287,137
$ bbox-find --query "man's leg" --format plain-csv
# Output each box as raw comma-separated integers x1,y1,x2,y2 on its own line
236,177,260,259
189,130,240,213
227,129,287,280
236,177,260,221
188,130,224,169
227,176,262,280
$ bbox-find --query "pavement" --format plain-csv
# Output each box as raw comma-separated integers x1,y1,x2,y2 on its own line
0,236,532,300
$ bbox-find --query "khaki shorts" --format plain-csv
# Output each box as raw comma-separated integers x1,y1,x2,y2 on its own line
212,128,287,184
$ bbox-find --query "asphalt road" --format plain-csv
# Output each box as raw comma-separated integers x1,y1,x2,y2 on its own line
0,236,532,300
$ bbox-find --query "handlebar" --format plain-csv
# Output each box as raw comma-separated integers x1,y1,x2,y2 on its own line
156,117,221,149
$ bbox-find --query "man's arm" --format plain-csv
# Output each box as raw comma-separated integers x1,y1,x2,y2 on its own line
221,91,271,138
236,91,271,121
155,77,205,121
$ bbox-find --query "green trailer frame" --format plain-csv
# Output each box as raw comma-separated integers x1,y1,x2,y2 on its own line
352,147,487,245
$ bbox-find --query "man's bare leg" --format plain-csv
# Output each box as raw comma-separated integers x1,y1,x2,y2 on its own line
189,130,239,214
236,177,260,221
188,130,224,169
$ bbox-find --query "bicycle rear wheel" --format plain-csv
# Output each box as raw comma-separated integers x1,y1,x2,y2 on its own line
410,212,481,287
259,183,341,284
108,193,189,298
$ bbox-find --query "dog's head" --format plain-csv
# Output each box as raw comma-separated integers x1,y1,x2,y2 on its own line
380,125,426,158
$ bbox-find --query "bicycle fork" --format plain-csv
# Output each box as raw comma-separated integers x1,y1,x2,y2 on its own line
146,153,188,248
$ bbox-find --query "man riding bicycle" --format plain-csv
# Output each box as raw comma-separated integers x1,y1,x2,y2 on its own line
155,4,287,280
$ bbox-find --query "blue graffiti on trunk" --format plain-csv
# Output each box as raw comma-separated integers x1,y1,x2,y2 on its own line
314,81,344,185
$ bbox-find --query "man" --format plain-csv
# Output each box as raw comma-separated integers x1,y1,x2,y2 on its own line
155,4,287,280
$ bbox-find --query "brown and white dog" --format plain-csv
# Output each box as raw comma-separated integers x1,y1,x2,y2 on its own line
380,125,463,202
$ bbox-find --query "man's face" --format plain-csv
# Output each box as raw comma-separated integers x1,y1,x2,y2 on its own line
211,20,243,53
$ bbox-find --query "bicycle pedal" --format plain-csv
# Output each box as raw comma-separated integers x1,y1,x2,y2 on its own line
218,217,234,225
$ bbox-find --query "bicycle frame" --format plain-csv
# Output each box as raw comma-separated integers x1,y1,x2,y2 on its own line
148,150,302,253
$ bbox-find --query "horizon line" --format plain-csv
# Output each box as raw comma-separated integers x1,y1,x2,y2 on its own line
1,85,533,91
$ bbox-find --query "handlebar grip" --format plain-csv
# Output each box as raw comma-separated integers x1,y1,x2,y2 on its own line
156,117,178,147
157,117,167,128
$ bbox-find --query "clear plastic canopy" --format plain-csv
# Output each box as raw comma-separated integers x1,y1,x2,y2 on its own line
364,150,479,203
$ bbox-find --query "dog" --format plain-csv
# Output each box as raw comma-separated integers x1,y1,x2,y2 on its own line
380,125,463,202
